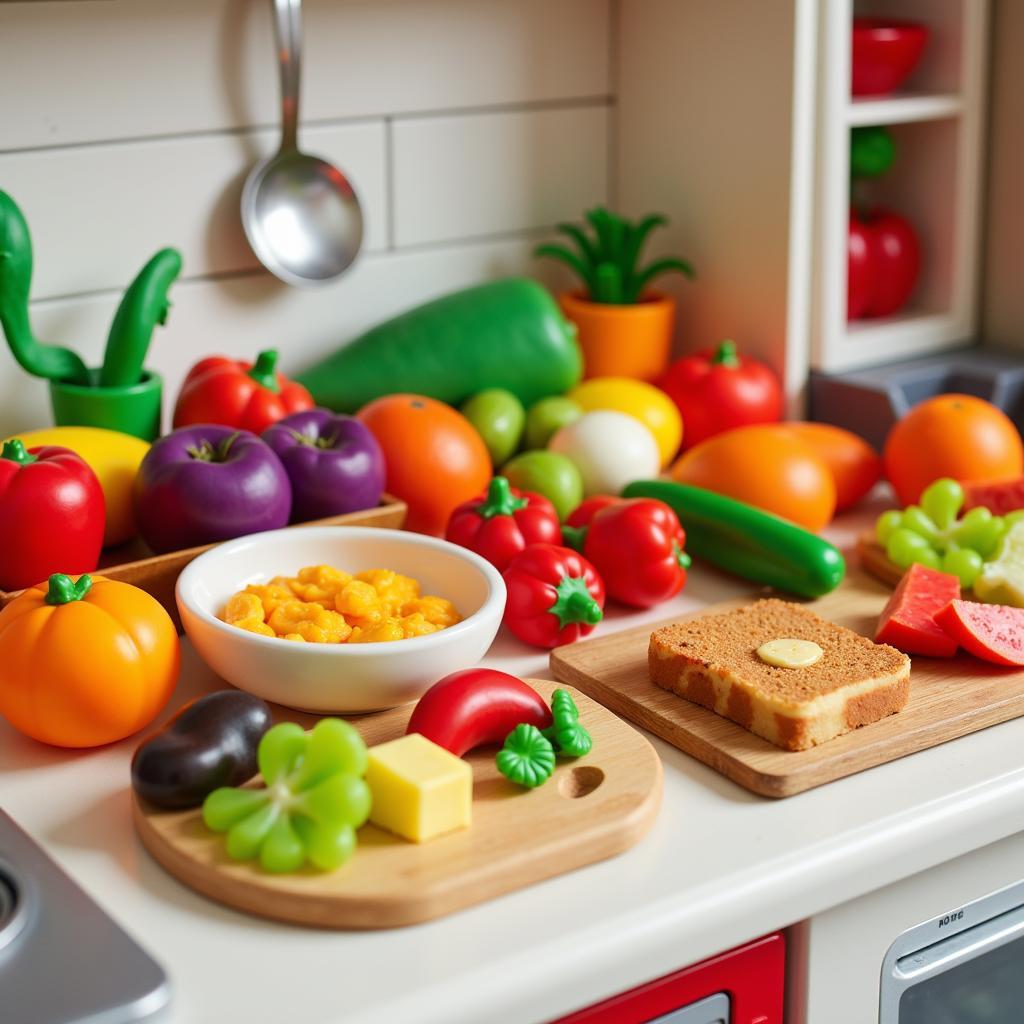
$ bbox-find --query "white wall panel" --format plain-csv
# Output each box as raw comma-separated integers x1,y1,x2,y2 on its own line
0,122,388,300
392,105,609,247
0,0,611,151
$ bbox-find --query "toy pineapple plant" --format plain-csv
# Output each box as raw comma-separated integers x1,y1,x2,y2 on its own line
535,207,694,381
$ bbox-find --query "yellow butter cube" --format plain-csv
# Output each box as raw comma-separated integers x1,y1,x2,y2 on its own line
366,734,472,843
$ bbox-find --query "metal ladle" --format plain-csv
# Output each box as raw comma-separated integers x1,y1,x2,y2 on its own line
241,0,364,286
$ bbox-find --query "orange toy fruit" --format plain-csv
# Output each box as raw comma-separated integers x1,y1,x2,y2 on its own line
0,573,180,748
780,422,882,511
357,394,491,535
883,394,1024,507
670,424,836,531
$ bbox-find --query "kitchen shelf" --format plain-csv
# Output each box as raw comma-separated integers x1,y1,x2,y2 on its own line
829,310,968,373
846,93,963,126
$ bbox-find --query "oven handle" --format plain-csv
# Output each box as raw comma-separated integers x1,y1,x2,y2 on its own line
894,901,1024,982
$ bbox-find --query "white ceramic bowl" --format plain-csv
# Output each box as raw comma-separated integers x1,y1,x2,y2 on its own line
176,526,505,713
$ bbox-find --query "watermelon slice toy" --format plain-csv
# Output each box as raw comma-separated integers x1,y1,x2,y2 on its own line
962,477,1024,516
935,600,1024,667
876,563,960,657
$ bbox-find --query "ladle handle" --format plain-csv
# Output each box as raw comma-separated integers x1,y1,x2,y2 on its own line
271,0,302,152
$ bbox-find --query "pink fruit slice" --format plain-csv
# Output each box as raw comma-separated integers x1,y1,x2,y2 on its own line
876,563,960,657
934,600,1024,667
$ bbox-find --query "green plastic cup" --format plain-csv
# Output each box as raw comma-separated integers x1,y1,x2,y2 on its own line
49,368,162,441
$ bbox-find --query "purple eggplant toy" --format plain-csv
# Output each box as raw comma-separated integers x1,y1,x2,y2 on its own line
263,408,385,523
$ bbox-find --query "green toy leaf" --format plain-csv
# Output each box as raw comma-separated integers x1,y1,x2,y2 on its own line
496,724,556,789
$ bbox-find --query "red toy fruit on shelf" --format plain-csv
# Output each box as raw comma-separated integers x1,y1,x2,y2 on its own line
963,477,1024,516
875,563,960,658
406,668,553,757
445,476,561,572
502,543,605,649
848,209,920,319
563,496,690,609
852,19,929,97
935,600,1024,667
0,440,105,591
173,348,314,434
659,340,783,450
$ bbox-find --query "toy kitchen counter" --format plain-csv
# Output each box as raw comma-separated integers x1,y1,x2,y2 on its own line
3,505,1024,1024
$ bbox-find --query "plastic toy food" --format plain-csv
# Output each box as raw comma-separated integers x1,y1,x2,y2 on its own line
659,340,783,449
669,424,836,532
549,410,660,497
0,573,179,747
445,476,561,572
262,408,385,522
563,496,690,608
624,479,846,598
496,724,555,789
223,563,460,643
874,478,1010,587
173,349,314,435
357,393,490,535
459,388,525,467
963,477,1024,516
4,426,148,547
134,425,291,553
0,440,104,591
779,422,882,512
567,376,683,467
875,564,960,658
202,719,371,873
296,279,582,411
501,450,584,522
851,18,928,96
544,689,593,759
850,126,896,179
405,668,552,756
934,601,1024,667
366,733,472,843
884,395,1024,508
524,395,582,451
973,520,1024,608
502,543,605,649
131,691,273,809
848,209,920,319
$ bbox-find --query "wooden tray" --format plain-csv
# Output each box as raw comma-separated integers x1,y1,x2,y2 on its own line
133,680,662,929
0,495,406,632
857,529,908,589
550,574,1024,798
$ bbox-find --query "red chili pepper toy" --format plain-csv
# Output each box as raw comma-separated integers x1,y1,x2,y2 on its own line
0,440,105,591
173,348,314,434
445,476,561,572
502,543,605,649
406,668,553,756
564,497,690,609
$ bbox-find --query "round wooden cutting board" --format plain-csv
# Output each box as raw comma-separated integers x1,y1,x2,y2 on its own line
133,680,662,929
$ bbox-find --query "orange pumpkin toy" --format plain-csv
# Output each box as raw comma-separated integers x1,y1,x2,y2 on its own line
0,573,179,748
357,394,491,535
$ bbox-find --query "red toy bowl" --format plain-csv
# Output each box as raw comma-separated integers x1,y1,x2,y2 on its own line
852,18,929,96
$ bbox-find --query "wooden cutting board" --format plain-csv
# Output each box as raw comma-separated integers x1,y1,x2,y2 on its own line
857,530,912,589
550,575,1024,798
134,680,662,929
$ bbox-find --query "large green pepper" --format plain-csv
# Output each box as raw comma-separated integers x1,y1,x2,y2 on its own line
295,279,582,412
623,480,845,598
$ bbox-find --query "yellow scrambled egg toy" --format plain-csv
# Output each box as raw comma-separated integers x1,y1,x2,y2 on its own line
222,565,461,644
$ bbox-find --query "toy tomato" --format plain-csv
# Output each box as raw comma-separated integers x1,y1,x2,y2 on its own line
0,440,105,591
563,497,690,608
445,476,561,572
502,543,605,649
173,349,314,434
659,340,783,449
848,209,920,319
0,573,180,747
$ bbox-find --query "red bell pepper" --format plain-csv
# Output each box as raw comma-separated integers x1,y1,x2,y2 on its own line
502,543,605,649
445,476,561,571
406,668,552,756
0,440,105,591
563,496,690,608
173,348,314,435
565,495,620,529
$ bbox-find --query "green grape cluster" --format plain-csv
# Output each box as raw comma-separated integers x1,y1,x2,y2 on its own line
876,478,1024,587
202,718,370,873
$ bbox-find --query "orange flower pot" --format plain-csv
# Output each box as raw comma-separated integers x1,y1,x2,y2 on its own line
559,291,676,382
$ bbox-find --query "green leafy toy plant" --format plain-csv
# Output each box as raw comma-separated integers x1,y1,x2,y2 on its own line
535,207,694,382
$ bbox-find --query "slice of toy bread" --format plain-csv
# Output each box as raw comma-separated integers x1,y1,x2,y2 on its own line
648,599,911,751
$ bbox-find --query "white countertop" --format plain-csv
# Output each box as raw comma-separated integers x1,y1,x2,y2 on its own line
5,498,1024,1024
